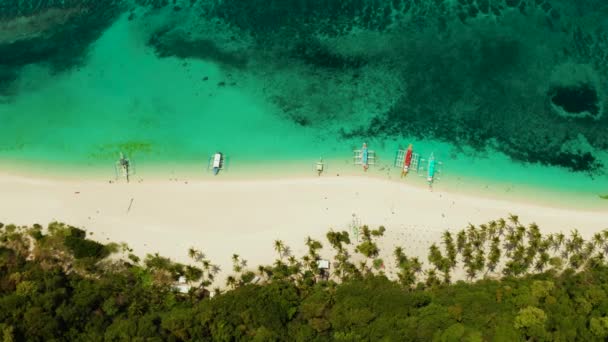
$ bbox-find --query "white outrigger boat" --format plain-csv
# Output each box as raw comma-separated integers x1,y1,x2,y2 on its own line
353,143,376,171
115,152,135,182
313,158,326,176
207,152,227,175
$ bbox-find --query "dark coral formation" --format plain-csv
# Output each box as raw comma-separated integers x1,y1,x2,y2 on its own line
549,84,600,118
0,0,124,86
2,0,607,173
148,28,248,69
137,0,608,173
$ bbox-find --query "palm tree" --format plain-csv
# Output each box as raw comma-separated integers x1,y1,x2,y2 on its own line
584,253,604,271
508,214,520,227
527,223,540,240
539,238,551,253
554,233,565,252
545,234,555,248
428,243,445,270
410,257,423,274
466,224,477,242
486,239,501,273
534,252,550,273
305,237,323,253
503,232,518,256
568,252,583,270
225,275,237,289
456,230,467,252
188,247,197,259
592,232,605,247
442,231,458,268
524,246,538,269
488,220,498,239
232,254,241,273
441,266,451,284
583,241,596,259
478,224,488,243
287,255,297,266
274,240,285,259
394,246,405,263
568,230,584,252
474,249,485,273
549,256,564,271
184,265,203,283
497,218,507,236
257,265,268,279
394,248,421,288
425,269,441,287
188,247,204,262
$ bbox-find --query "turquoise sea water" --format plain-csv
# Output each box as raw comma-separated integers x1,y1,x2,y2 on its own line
0,3,607,206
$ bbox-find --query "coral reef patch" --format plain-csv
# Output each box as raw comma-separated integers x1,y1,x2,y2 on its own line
0,0,124,84
137,0,608,172
2,0,608,174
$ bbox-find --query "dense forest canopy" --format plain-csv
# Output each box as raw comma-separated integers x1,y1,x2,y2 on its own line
2,218,608,341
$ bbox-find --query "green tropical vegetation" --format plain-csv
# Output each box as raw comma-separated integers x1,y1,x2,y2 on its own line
2,217,608,341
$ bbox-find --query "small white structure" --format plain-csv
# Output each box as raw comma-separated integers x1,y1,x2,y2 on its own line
317,259,330,281
317,259,330,270
174,276,191,294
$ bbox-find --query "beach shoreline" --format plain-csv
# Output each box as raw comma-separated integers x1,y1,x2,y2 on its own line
1,171,606,287
0,156,606,211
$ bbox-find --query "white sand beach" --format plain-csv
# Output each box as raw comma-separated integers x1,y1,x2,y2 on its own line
1,171,607,285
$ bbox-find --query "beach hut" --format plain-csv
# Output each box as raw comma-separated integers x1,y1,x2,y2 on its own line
317,259,330,280
174,276,191,294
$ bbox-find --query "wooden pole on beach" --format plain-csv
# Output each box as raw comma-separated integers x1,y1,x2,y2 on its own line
127,198,134,213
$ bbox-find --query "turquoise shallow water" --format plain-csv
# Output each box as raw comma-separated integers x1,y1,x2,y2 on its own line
0,9,607,206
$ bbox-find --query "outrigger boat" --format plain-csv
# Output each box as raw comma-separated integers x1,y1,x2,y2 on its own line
394,144,420,177
314,158,326,176
207,152,227,176
419,153,443,188
353,143,376,171
114,152,135,182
